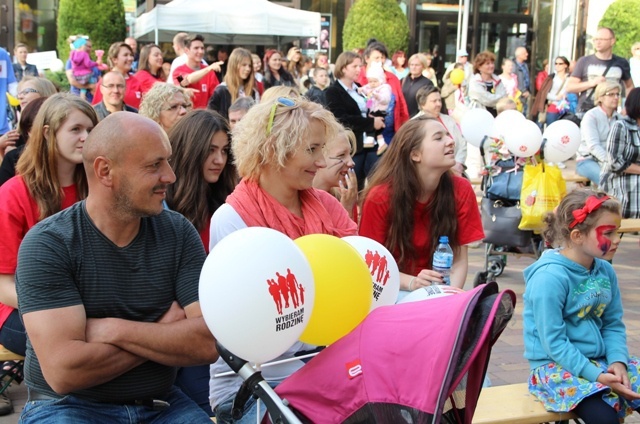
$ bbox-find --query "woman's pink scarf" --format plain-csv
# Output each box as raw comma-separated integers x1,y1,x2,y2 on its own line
227,179,353,239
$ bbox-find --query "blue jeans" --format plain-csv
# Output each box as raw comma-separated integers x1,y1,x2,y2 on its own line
576,158,601,186
19,386,211,423
546,111,561,126
353,148,379,191
213,382,278,424
175,365,213,416
0,309,26,356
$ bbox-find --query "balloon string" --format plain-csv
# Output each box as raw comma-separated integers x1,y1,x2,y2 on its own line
213,352,320,378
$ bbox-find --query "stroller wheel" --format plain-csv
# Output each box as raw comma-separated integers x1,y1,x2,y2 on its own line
487,259,504,277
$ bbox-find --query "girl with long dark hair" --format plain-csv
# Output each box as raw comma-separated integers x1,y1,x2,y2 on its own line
359,116,484,290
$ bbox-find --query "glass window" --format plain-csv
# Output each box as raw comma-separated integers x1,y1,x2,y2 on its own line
14,0,58,52
478,0,531,14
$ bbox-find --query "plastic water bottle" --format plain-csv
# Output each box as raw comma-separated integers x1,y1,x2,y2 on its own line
432,236,454,285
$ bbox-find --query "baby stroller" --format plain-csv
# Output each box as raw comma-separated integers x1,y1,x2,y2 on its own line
478,138,544,278
218,282,516,423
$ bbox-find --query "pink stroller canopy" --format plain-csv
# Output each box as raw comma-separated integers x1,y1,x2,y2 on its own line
273,282,515,423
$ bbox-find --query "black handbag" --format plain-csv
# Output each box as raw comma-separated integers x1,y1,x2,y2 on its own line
481,198,532,247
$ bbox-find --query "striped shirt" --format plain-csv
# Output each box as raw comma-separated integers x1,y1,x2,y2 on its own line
601,116,640,218
16,201,206,402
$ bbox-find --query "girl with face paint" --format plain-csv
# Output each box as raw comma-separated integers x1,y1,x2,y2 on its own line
523,189,640,423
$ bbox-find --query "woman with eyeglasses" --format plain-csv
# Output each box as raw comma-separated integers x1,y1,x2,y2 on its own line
545,56,570,125
601,87,640,218
0,94,97,379
208,97,356,423
575,81,622,186
208,48,259,120
134,44,166,95
1,78,56,162
16,76,57,111
92,42,143,109
139,83,191,132
312,127,358,221
262,49,295,90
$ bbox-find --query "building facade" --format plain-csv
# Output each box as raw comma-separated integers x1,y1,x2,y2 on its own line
0,0,612,79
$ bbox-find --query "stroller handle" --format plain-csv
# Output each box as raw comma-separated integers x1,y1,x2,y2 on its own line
216,341,303,424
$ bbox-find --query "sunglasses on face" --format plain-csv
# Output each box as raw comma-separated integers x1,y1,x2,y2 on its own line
18,88,38,96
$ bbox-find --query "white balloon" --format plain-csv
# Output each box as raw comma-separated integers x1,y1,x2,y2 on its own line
503,119,543,158
460,108,495,147
48,59,64,73
397,285,456,304
199,227,315,364
542,120,582,163
342,236,400,310
491,109,527,141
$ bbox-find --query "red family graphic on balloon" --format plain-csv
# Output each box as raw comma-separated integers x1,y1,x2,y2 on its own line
267,268,306,316
364,249,391,286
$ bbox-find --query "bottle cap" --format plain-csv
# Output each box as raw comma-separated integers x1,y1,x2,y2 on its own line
439,236,449,243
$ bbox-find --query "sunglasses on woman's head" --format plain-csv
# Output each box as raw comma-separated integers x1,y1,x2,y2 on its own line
266,97,297,136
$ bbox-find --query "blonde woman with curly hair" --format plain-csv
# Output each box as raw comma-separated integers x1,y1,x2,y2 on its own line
208,97,356,423
207,48,259,119
139,83,191,132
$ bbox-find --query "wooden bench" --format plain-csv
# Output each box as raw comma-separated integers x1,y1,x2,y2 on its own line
472,383,577,424
564,174,590,184
620,218,640,234
0,344,23,362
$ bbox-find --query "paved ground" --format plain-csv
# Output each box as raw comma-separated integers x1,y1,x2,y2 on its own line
2,160,640,422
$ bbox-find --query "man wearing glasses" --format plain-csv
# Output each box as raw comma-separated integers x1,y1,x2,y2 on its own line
566,27,634,116
93,71,138,121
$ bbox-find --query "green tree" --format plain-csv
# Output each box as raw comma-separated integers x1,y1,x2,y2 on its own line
343,0,409,54
57,0,126,62
599,0,640,58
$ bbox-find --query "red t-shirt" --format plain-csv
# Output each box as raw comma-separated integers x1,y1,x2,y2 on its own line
359,176,484,276
134,70,165,95
0,176,78,327
173,64,219,109
199,215,211,254
92,73,143,109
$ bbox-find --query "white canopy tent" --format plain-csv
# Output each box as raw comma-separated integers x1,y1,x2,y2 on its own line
134,0,321,47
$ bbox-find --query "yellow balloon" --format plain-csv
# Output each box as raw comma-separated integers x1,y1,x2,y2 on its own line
450,69,465,85
6,93,20,107
294,234,372,345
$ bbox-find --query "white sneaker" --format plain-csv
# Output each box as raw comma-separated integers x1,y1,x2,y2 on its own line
363,136,375,148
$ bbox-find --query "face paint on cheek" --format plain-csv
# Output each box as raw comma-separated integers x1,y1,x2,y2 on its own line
595,225,616,255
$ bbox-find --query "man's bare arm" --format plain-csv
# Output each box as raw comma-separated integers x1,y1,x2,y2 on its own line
85,301,218,366
23,305,145,395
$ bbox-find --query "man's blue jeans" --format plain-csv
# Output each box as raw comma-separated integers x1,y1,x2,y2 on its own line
213,382,279,424
19,386,212,423
576,158,601,186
